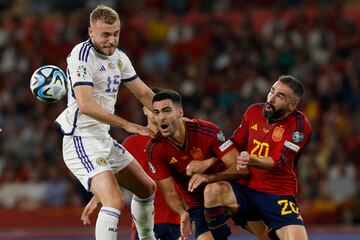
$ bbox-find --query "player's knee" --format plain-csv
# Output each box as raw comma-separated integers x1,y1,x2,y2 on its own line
141,178,157,198
204,182,226,204
103,192,125,210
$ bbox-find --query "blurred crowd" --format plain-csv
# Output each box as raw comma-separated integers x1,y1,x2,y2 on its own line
0,0,359,225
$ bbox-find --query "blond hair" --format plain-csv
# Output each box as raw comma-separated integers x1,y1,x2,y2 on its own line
90,5,119,25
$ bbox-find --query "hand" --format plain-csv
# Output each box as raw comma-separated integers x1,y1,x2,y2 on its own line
81,197,100,225
186,158,214,176
237,151,250,170
124,122,150,136
180,211,192,240
188,173,210,192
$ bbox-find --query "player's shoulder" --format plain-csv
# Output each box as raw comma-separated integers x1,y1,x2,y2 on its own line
146,133,165,159
289,109,312,133
185,118,223,140
246,103,264,113
122,134,150,148
186,118,220,131
68,39,95,62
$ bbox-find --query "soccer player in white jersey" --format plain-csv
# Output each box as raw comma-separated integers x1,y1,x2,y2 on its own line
55,5,156,240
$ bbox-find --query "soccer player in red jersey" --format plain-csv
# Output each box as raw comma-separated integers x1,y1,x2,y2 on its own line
147,89,250,240
201,75,312,240
123,107,181,240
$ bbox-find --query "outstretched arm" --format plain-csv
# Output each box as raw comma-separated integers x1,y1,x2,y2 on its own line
124,78,154,111
237,151,274,170
74,85,149,135
186,157,218,176
157,177,192,240
81,195,100,225
188,148,249,192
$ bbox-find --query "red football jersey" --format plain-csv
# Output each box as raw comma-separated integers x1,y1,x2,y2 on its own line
147,119,235,207
231,103,312,196
122,135,180,225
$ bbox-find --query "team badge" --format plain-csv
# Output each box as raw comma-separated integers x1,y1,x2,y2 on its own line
76,65,87,79
190,148,204,160
292,131,304,143
117,59,122,69
108,63,115,69
148,162,156,173
217,131,226,142
272,126,285,142
96,157,107,166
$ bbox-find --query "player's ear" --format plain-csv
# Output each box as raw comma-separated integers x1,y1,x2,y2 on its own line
289,100,298,111
178,107,184,118
88,26,93,39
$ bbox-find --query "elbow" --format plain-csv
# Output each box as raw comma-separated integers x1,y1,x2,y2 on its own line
78,102,91,115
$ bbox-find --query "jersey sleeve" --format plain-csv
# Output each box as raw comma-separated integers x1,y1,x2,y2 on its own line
146,140,171,180
230,107,250,150
67,45,95,88
119,51,137,82
271,115,312,169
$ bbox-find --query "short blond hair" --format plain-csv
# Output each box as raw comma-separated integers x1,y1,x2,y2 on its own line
90,5,119,25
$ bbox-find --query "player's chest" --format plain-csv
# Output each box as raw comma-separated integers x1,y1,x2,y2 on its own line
164,142,210,171
93,59,123,93
247,121,288,156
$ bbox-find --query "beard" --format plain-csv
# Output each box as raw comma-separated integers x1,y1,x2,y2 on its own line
263,103,287,123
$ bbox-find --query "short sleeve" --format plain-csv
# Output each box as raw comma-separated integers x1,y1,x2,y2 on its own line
119,51,137,82
230,107,250,150
146,141,171,180
67,46,95,88
272,115,312,169
212,129,235,158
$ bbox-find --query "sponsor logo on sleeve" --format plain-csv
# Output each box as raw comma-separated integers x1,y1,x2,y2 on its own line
292,131,304,143
284,140,300,152
219,140,233,152
77,65,87,79
148,162,156,173
217,131,226,142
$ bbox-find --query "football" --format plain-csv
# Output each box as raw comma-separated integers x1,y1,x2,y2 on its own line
30,65,67,103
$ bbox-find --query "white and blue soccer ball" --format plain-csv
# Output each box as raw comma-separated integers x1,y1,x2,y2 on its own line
30,65,67,103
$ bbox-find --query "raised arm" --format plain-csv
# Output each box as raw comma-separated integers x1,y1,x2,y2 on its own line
123,77,154,111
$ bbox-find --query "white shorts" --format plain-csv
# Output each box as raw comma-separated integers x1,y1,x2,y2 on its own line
62,135,133,191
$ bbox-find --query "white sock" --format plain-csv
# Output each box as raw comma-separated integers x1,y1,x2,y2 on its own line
95,207,120,240
131,194,156,240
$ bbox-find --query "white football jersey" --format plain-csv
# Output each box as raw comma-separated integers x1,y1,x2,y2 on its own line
56,39,137,137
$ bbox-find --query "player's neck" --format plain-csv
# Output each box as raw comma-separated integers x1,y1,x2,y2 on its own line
169,119,186,147
267,111,293,124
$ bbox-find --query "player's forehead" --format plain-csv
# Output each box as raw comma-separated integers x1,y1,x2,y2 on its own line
92,19,120,33
153,99,176,110
271,81,294,97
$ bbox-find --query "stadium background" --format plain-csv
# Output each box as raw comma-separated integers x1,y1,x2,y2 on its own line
0,0,359,239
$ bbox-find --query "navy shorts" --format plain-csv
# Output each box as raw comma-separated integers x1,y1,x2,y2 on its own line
135,223,180,240
188,206,209,238
229,182,304,230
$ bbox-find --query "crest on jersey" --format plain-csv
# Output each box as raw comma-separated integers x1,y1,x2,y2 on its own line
96,157,107,166
217,131,226,142
292,131,304,143
272,126,285,142
76,65,87,79
117,59,122,69
190,148,204,160
148,161,156,173
108,63,115,69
